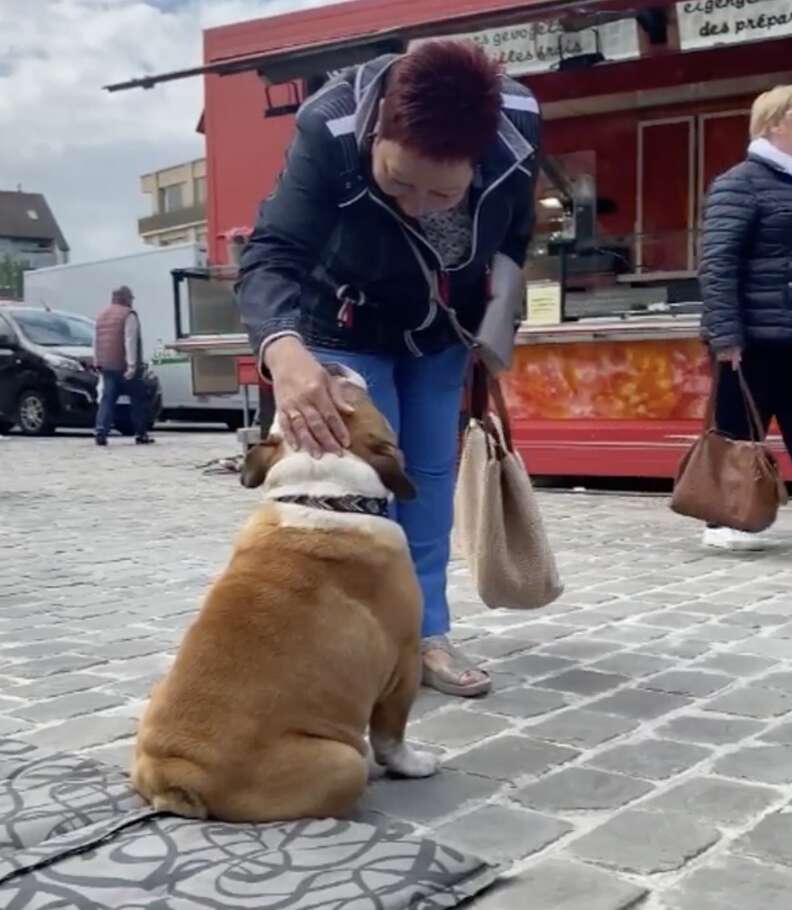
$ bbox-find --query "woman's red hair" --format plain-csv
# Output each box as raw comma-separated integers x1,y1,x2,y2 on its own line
379,41,502,162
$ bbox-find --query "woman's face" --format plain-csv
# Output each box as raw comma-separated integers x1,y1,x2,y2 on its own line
371,137,473,219
769,110,792,155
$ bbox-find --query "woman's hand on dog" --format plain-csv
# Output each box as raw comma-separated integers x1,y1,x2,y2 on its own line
265,338,353,457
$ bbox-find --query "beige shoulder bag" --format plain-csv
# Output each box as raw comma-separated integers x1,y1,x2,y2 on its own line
454,364,564,610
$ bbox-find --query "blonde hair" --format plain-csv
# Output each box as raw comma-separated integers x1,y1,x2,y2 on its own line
750,85,792,139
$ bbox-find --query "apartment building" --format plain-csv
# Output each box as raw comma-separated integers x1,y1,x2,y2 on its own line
138,158,207,247
0,190,69,299
0,190,69,268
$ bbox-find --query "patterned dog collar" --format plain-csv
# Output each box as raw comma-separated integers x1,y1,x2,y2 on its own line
273,494,390,518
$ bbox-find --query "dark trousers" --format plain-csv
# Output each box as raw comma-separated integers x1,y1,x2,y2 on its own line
96,369,148,438
714,344,792,456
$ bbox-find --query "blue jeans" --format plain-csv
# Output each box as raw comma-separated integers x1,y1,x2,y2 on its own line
312,345,468,638
96,369,148,438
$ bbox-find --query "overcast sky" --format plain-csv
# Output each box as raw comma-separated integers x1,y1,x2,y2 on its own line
0,0,344,262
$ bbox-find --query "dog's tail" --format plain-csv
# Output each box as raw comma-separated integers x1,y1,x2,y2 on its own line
132,753,209,820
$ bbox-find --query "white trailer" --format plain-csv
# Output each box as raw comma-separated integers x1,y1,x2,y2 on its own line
23,244,250,429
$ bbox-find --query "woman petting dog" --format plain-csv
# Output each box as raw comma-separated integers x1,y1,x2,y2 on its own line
237,41,541,697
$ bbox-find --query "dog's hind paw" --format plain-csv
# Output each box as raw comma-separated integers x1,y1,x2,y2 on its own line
367,748,387,781
152,788,208,819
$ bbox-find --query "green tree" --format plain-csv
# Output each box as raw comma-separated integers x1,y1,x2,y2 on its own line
0,255,31,300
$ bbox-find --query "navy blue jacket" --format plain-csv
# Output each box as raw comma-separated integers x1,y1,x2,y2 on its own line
700,155,792,351
236,55,541,360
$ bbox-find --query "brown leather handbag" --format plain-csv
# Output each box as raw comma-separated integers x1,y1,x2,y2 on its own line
671,366,788,532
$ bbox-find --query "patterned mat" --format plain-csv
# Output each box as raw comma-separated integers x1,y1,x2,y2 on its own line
0,737,496,908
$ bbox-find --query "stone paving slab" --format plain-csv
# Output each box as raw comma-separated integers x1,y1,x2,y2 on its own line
434,804,573,863
569,809,721,875
2,431,792,908
638,776,779,827
476,859,649,910
515,767,653,812
664,856,792,910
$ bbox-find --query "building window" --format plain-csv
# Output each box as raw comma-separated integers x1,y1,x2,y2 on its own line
158,183,184,213
194,176,206,205
160,233,188,247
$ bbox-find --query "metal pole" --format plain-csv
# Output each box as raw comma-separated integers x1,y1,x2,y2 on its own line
559,245,568,322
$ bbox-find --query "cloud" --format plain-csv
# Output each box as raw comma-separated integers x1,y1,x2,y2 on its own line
0,0,343,261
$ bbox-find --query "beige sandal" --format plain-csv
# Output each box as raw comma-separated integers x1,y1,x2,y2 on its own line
421,635,492,698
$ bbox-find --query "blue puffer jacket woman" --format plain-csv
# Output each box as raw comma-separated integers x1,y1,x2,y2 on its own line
698,85,792,552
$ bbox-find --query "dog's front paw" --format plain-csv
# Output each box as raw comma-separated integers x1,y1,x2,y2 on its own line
386,744,438,779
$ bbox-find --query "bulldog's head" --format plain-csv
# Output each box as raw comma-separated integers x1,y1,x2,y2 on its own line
240,364,416,501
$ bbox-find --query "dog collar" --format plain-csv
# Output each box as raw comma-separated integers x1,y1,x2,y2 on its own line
273,494,390,518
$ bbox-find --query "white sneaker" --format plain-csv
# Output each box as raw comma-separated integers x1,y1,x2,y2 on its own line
702,526,767,551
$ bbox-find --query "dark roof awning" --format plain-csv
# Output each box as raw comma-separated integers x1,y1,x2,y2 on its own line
104,0,665,91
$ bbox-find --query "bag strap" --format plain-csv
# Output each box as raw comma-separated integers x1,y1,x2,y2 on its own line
487,372,514,453
736,366,766,442
401,230,478,351
704,365,719,430
468,360,514,453
708,363,766,442
469,360,488,421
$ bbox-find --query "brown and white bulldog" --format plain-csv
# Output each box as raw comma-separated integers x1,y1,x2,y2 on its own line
132,365,437,822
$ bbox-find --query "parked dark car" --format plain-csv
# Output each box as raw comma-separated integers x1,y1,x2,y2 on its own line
0,306,162,436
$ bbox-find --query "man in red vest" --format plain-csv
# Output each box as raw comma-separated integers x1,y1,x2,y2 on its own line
93,285,154,446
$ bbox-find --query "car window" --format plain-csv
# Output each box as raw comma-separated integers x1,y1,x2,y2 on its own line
9,310,93,347
60,314,94,346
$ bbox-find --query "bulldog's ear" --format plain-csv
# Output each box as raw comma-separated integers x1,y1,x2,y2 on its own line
240,436,280,489
363,436,416,501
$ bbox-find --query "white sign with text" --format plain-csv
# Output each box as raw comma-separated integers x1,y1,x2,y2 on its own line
410,18,640,76
677,0,792,49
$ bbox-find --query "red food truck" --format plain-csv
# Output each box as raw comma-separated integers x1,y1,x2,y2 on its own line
108,0,792,480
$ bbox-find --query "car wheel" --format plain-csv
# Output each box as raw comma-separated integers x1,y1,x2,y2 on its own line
17,389,55,436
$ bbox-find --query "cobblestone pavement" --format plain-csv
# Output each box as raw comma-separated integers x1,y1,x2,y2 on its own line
3,431,792,908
